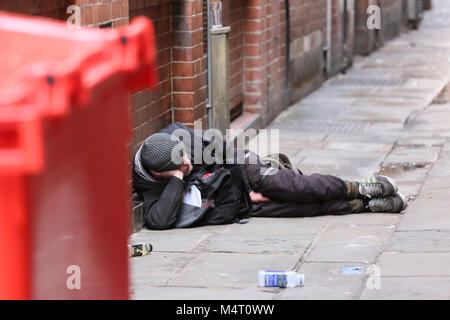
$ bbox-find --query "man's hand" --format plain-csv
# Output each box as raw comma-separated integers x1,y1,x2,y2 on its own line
148,153,192,181
167,169,184,180
249,191,271,203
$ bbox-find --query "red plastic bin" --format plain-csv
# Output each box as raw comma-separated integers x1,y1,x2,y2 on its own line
0,12,158,299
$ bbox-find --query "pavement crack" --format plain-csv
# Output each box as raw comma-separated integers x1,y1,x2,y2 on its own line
292,216,336,272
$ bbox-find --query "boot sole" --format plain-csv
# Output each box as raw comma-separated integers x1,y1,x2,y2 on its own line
378,175,398,195
397,192,409,211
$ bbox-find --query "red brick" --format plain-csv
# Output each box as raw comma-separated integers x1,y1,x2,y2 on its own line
112,0,128,19
93,2,112,25
246,7,263,19
172,62,195,77
173,77,196,92
174,108,195,123
173,93,195,108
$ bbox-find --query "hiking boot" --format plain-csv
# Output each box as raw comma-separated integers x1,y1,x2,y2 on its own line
358,175,398,199
367,193,408,213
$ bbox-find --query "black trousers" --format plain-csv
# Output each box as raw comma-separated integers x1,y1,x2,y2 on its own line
244,152,352,218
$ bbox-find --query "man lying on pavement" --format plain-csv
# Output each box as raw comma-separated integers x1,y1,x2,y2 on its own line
132,122,408,230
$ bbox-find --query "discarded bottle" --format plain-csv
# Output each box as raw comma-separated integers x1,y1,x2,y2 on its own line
258,271,304,288
128,243,153,257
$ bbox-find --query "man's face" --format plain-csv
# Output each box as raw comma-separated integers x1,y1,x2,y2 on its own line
149,153,193,180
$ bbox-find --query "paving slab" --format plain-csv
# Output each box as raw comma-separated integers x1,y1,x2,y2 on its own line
373,87,439,100
305,225,393,263
364,122,404,137
335,108,408,124
438,147,450,158
296,149,385,168
402,128,450,138
325,133,397,144
377,163,432,183
421,171,450,186
247,134,328,158
407,111,450,132
225,217,329,236
376,252,450,276
193,232,314,255
441,143,450,153
330,213,400,227
278,262,366,300
396,137,447,146
295,163,376,182
427,164,450,178
257,129,327,143
325,142,392,153
396,181,423,197
130,229,213,252
277,108,341,122
130,253,195,287
132,286,277,300
397,200,450,231
420,187,450,198
360,277,450,300
297,149,384,180
167,253,300,289
385,230,450,253
425,104,450,112
349,97,426,108
382,145,441,165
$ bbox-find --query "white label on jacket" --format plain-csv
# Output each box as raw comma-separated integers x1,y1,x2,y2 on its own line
183,185,202,208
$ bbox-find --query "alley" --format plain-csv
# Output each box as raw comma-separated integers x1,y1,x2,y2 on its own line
130,0,450,300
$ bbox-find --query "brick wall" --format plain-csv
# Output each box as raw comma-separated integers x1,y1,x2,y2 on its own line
288,0,326,103
241,0,287,124
1,0,407,138
170,0,207,130
330,0,345,75
127,0,208,152
128,1,172,155
79,0,129,28
0,0,71,19
378,0,403,44
0,0,208,153
355,0,378,55
72,0,171,155
355,0,403,55
240,0,357,124
222,0,246,118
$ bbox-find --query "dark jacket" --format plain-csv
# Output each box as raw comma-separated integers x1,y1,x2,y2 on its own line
133,122,252,230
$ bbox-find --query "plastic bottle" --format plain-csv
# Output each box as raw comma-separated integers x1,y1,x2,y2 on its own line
258,270,304,288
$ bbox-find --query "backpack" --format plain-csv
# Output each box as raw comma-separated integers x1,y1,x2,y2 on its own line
262,153,303,175
188,164,252,227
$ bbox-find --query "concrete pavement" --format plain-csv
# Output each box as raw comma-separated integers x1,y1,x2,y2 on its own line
129,0,450,300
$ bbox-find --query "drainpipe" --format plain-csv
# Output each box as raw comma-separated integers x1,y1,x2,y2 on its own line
342,0,348,70
284,0,290,109
206,0,212,129
326,0,332,75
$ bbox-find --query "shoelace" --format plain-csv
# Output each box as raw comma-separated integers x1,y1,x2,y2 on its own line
360,182,384,198
368,198,393,212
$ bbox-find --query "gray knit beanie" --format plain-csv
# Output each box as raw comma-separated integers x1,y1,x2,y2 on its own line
140,133,185,173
